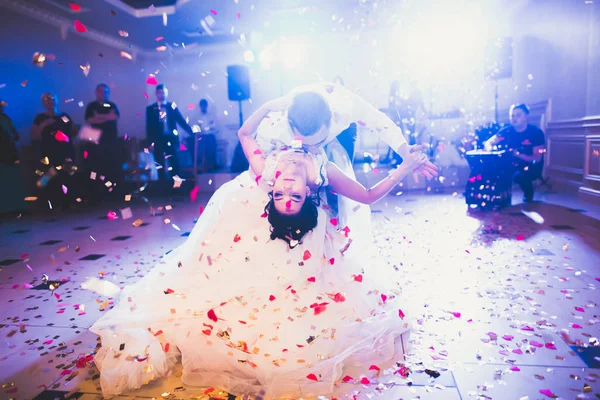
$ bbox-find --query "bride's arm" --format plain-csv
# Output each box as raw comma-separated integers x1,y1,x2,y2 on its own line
237,103,273,177
238,97,293,177
326,155,425,205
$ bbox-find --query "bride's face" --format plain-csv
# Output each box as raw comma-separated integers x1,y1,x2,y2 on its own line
272,169,310,215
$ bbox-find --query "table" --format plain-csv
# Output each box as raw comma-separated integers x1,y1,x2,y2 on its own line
464,150,513,209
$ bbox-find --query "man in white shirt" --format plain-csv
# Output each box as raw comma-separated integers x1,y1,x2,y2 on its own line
252,82,437,223
254,82,437,177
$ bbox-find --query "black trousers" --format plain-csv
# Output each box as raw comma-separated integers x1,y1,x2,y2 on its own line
152,135,180,182
325,123,357,215
514,162,542,201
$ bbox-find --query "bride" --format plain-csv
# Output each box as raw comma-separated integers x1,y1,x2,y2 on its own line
90,94,428,399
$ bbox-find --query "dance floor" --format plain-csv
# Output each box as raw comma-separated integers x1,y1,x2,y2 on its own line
1,189,599,400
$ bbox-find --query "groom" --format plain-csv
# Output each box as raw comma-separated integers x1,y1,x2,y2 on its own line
254,82,438,213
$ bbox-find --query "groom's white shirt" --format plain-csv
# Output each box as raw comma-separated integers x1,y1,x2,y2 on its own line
255,82,408,153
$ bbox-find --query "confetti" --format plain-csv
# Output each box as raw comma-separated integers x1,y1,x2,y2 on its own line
32,52,46,67
55,131,69,142
306,373,318,381
118,30,129,37
69,3,81,11
190,185,199,201
146,75,159,85
80,63,91,77
73,20,87,33
207,309,218,322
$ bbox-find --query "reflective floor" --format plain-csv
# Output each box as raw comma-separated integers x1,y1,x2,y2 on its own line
1,187,599,399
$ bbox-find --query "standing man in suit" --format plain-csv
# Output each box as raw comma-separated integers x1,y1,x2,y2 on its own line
146,84,193,187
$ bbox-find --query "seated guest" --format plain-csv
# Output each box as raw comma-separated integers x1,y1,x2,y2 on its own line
484,104,546,203
0,99,19,165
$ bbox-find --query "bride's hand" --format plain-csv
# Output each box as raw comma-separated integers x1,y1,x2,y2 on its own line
266,95,293,112
401,150,428,172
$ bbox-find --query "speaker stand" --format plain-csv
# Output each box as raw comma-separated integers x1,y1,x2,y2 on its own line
494,79,499,122
237,100,243,128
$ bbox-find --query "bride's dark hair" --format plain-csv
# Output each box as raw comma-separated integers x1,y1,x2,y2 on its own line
264,194,319,248
264,159,326,248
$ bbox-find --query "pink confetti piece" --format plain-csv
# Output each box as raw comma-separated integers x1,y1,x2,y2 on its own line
398,309,405,319
545,342,557,350
107,211,118,220
179,143,187,151
575,307,585,312
142,91,149,99
190,185,199,202
83,150,89,159
451,311,461,318
62,185,68,194
516,234,525,240
26,264,32,271
55,131,69,142
521,325,534,331
356,120,366,127
236,12,241,19
43,340,53,345
73,20,87,33
539,389,557,398
69,3,81,12
207,309,218,322
306,373,318,381
210,9,218,15
502,335,514,341
530,341,543,348
20,253,28,258
146,75,158,85
571,323,583,329
360,377,371,385
510,366,520,371
512,349,523,355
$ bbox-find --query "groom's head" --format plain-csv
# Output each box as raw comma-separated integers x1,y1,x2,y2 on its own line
287,92,331,147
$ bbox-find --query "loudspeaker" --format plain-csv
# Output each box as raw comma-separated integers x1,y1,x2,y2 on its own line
484,37,513,80
227,65,251,101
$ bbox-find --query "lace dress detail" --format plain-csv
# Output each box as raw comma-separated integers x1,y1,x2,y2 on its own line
256,147,329,188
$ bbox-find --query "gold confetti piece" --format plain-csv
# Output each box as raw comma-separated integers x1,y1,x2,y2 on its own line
120,51,133,60
132,219,143,227
21,80,28,87
583,384,592,392
80,63,91,77
32,52,46,67
24,196,38,201
124,194,131,201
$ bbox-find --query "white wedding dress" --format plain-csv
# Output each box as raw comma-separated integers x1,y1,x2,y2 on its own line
90,147,411,399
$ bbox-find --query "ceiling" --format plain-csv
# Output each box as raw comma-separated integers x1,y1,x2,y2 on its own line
6,0,374,55
2,0,531,57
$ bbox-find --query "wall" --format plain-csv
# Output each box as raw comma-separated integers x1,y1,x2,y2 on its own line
541,1,600,203
0,8,147,144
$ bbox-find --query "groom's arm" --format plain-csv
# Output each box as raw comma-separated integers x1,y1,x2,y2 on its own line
341,86,411,159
